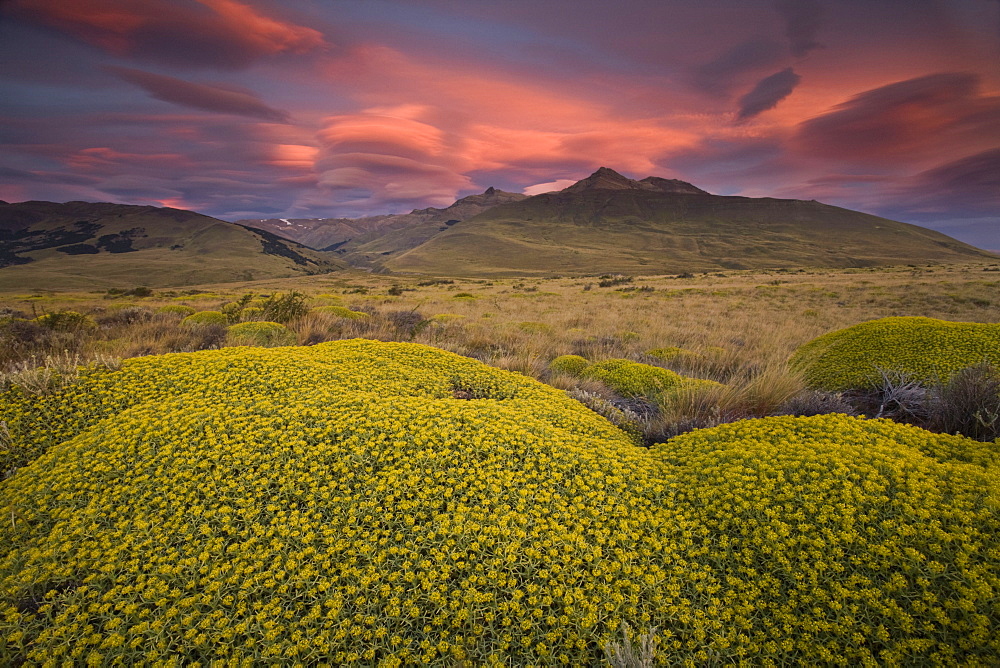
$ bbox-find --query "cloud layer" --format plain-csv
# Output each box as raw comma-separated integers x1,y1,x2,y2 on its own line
1,0,997,249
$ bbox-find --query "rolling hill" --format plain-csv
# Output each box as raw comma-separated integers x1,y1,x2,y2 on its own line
237,187,527,265
0,201,346,289
369,168,996,276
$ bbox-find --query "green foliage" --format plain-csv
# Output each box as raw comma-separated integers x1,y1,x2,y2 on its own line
226,321,296,347
791,317,1000,390
1,343,997,665
549,354,591,376
33,310,95,332
180,310,228,327
581,358,684,398
155,304,196,316
238,306,264,321
313,305,370,320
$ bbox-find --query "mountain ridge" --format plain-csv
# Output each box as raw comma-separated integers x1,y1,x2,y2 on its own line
0,200,346,289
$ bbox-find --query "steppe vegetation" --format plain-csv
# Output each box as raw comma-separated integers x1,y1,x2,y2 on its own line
2,261,1000,664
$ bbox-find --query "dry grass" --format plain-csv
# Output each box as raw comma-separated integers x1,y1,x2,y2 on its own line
2,262,997,436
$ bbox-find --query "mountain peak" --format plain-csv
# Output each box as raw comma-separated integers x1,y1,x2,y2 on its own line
638,176,709,195
561,167,710,195
562,167,639,193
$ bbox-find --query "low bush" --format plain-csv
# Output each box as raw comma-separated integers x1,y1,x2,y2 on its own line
155,304,196,317
180,310,228,327
549,354,591,376
791,316,1000,390
313,305,370,320
580,358,684,398
34,311,95,332
226,321,297,347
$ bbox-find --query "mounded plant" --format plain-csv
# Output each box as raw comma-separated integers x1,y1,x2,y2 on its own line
791,316,1000,390
225,321,296,347
155,304,196,317
0,342,997,665
549,354,591,376
180,310,228,327
313,305,370,320
580,358,684,398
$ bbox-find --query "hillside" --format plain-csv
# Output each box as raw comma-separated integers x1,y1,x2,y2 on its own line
0,201,346,289
237,187,527,262
376,168,996,276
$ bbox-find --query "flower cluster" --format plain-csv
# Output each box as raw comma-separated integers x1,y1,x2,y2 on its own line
2,341,998,665
791,316,1000,390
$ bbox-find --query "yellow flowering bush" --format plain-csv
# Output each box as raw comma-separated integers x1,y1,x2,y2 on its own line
549,354,591,376
179,311,227,327
791,317,1000,390
313,305,370,320
581,358,684,398
225,321,296,347
2,342,998,665
155,305,195,317
653,414,1000,665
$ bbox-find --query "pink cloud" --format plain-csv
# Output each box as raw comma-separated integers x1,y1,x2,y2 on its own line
10,0,326,69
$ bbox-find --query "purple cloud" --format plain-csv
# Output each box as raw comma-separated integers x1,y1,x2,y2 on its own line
105,66,290,122
737,67,801,119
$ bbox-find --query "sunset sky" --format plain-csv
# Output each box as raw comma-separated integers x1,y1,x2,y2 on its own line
2,0,998,249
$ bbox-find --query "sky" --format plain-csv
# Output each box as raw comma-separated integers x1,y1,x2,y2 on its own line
1,0,998,251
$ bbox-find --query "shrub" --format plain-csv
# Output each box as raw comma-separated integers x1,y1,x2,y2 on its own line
260,291,310,323
581,358,684,398
156,304,196,317
791,316,1000,390
180,310,228,327
549,354,591,376
930,362,1000,441
312,305,370,320
226,321,296,347
96,306,151,327
238,306,264,321
34,311,95,332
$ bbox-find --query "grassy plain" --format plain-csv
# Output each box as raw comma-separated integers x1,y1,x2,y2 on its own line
5,262,998,371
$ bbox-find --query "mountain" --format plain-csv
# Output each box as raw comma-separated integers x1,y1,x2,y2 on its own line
236,187,527,263
0,201,346,289
373,168,996,276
